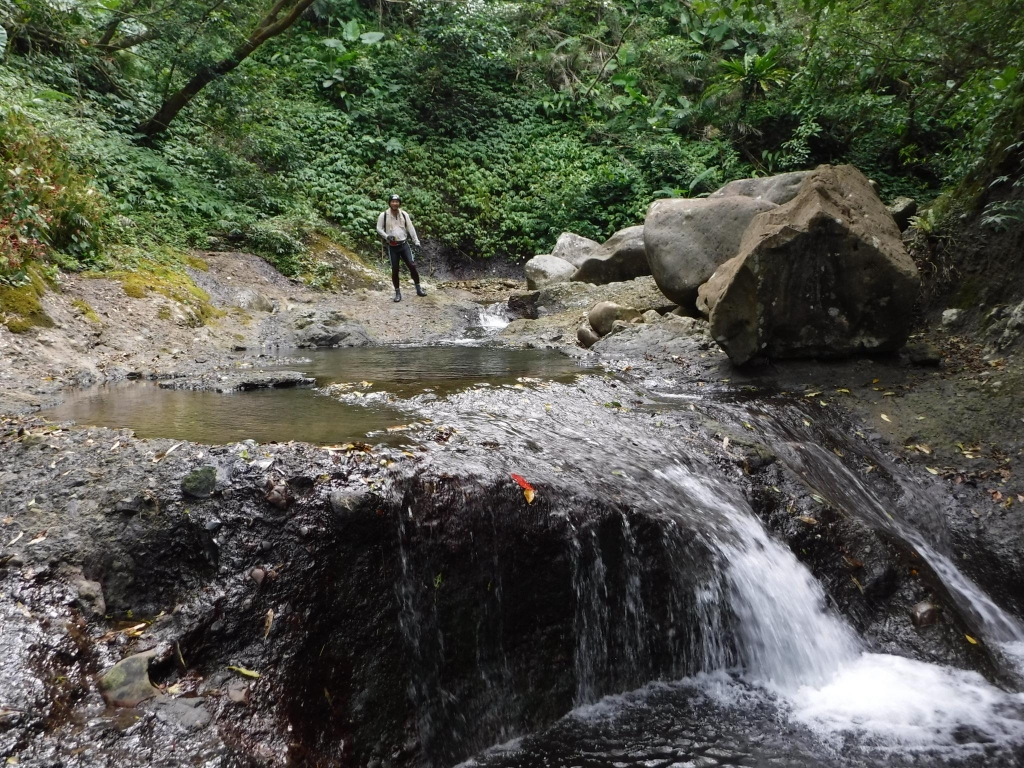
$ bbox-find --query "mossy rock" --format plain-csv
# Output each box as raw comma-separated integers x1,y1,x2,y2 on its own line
0,267,54,333
104,258,225,326
99,651,159,707
181,466,217,498
72,298,101,323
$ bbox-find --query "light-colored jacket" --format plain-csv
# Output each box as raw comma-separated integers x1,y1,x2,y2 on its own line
376,209,420,246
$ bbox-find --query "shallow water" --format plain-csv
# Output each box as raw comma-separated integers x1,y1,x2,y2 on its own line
42,346,584,445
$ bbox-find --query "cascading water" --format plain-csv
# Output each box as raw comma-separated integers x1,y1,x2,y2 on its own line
391,377,1024,767
714,399,1024,672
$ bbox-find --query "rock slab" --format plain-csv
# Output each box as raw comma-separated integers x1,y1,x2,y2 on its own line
698,164,920,365
551,232,602,268
525,254,576,290
572,226,651,285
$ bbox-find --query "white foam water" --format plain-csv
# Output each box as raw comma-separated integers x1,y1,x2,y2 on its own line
655,465,1024,757
791,653,1024,754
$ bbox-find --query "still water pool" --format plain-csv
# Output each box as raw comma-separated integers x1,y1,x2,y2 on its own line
43,346,584,445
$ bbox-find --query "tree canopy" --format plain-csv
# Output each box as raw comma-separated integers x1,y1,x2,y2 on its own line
1,0,1022,278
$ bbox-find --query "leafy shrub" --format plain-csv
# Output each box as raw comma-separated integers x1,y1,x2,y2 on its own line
0,109,106,272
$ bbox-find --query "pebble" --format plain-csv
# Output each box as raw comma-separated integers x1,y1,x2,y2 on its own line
249,568,265,585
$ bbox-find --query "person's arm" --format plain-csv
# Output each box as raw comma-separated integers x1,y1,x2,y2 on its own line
376,212,389,241
405,212,421,247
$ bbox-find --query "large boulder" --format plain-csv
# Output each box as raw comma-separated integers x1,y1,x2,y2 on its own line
710,171,809,205
644,196,777,310
525,254,576,290
551,232,602,268
572,226,650,285
697,165,920,365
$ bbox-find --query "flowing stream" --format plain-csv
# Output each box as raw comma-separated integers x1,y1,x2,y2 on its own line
34,345,1024,766
387,376,1024,767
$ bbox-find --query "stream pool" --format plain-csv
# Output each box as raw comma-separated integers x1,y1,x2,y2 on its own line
41,346,585,445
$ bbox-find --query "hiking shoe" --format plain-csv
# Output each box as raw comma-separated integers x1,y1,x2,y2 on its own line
415,285,427,297
393,290,402,302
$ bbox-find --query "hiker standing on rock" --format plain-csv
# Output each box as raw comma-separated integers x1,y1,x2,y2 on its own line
377,194,426,302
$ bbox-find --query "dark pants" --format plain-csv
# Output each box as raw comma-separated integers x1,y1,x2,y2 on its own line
387,241,420,290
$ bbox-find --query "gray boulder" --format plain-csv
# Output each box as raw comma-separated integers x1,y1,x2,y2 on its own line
710,171,809,205
525,254,576,290
293,310,372,347
887,197,917,231
644,196,777,311
551,232,602,268
698,164,920,365
941,308,964,329
232,289,274,313
588,301,642,336
572,226,650,285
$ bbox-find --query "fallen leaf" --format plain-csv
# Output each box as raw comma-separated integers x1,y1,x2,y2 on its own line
227,666,261,679
797,516,818,526
153,442,183,463
916,445,932,455
926,467,939,475
836,388,851,394
881,414,891,422
264,609,274,640
166,683,182,695
819,400,828,407
27,532,47,546
851,577,865,595
872,378,880,384
8,531,24,546
804,391,821,398
965,635,979,645
511,473,535,504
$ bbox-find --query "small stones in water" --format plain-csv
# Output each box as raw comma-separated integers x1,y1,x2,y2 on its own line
181,466,217,499
264,478,289,509
259,540,273,552
227,679,250,704
249,567,266,586
911,600,941,627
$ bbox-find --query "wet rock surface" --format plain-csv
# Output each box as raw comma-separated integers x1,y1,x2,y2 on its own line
1,246,1023,767
157,370,315,392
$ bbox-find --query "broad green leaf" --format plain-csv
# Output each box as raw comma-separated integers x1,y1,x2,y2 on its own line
359,31,385,45
322,38,345,50
342,19,360,42
0,27,6,58
32,90,74,102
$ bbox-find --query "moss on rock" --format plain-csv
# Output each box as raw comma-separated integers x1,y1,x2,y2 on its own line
0,267,54,333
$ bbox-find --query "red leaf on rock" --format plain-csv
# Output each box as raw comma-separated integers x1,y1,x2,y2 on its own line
510,473,533,491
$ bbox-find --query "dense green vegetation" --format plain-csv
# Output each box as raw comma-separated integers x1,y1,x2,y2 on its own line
1,0,1022,295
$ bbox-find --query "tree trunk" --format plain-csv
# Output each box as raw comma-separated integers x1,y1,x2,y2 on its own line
135,0,315,138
